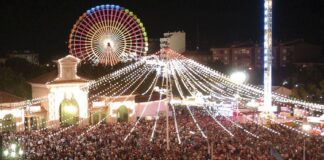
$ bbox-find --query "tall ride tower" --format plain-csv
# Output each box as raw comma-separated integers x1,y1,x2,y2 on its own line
263,0,273,111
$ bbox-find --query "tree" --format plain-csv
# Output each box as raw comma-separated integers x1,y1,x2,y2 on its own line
0,67,31,98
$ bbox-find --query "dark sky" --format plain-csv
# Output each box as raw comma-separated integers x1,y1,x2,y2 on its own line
0,0,323,58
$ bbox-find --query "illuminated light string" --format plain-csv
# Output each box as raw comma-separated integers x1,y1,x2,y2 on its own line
173,59,238,137
124,70,159,141
48,116,90,138
173,58,238,101
0,96,48,110
89,60,147,90
266,117,310,137
78,65,157,141
107,66,155,97
165,51,262,101
175,58,248,111
276,114,303,126
0,60,146,110
181,55,324,112
167,53,316,137
1,62,148,136
171,57,259,139
183,59,259,100
95,67,149,97
170,103,182,144
89,64,153,98
170,61,207,139
240,113,281,135
199,62,322,112
35,116,77,133
181,61,232,98
88,60,146,90
142,70,159,95
184,62,262,100
90,66,150,98
193,72,312,137
5,62,152,139
77,117,106,139
0,121,24,131
150,71,165,141
214,109,259,139
89,64,145,92
168,69,182,144
171,59,230,103
203,106,234,137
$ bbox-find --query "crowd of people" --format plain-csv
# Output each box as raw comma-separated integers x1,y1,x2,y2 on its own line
3,106,324,159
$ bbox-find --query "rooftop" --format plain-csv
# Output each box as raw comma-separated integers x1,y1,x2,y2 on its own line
0,91,25,103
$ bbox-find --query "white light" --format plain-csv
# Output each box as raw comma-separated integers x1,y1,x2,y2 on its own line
64,105,78,114
18,149,23,155
10,144,16,150
10,151,16,157
230,72,247,84
103,38,114,49
302,124,311,131
3,150,9,156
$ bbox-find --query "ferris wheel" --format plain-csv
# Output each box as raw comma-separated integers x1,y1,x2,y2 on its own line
68,4,148,66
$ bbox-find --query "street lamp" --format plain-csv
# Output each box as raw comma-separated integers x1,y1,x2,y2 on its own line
3,143,23,159
302,124,311,160
230,71,246,117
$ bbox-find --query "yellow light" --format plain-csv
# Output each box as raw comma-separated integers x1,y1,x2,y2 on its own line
64,105,77,114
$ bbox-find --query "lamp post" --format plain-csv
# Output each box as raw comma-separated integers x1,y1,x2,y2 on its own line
302,124,311,160
230,71,247,117
3,142,23,159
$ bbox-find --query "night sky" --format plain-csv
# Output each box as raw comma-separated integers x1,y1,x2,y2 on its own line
0,0,323,59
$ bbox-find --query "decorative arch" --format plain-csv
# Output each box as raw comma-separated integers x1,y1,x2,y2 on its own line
117,105,129,122
59,98,79,126
2,114,16,132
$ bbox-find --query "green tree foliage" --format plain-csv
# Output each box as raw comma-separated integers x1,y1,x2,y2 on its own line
0,58,53,98
5,58,50,80
0,67,31,98
59,98,79,127
2,114,16,132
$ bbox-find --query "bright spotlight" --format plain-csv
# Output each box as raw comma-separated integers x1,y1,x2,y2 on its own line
64,105,77,114
10,151,16,158
3,150,9,156
18,149,23,155
230,71,247,84
10,144,16,150
302,124,311,131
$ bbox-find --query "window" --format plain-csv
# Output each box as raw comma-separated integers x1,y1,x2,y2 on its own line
282,56,287,61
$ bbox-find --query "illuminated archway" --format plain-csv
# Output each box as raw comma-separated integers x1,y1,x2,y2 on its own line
117,105,128,122
59,98,79,126
2,114,16,132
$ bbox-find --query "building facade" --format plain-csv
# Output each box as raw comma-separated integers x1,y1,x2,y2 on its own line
7,50,39,64
211,39,322,69
160,31,186,53
1,55,168,131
